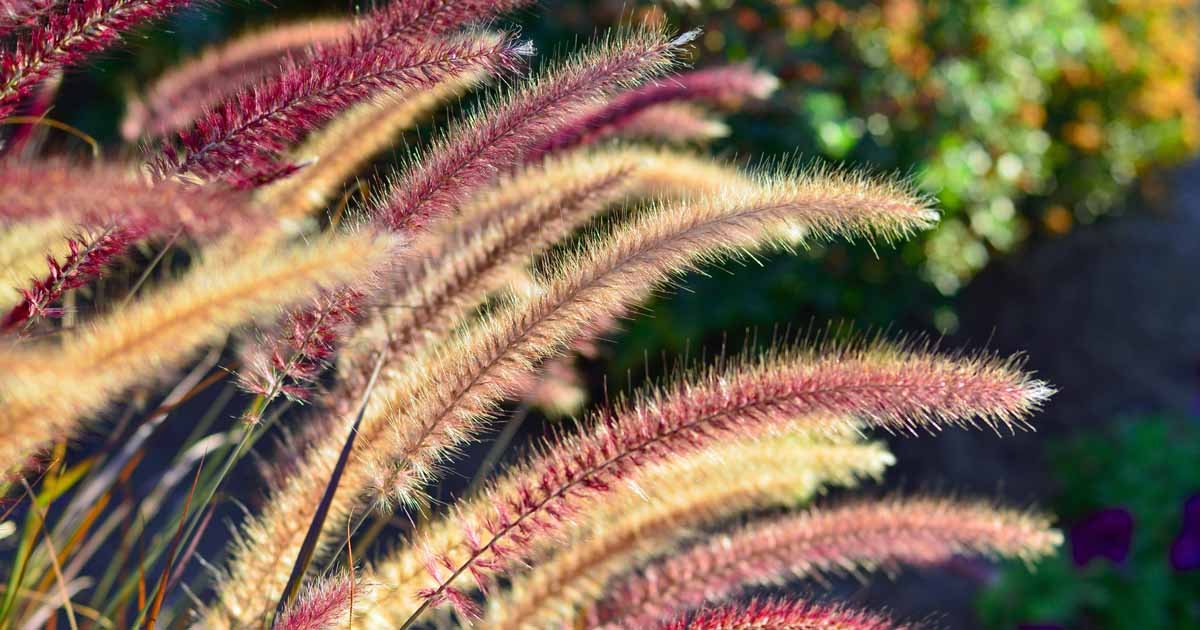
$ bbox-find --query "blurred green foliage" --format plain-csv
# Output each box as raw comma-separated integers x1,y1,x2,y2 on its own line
610,0,1200,294
978,416,1200,628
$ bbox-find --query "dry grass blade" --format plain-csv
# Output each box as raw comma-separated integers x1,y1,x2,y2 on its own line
141,453,203,630
274,352,384,619
19,478,79,630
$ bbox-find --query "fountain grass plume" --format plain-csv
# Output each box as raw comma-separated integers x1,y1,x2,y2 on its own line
659,598,904,630
0,223,144,334
0,5,1068,628
0,0,58,38
378,26,699,233
254,71,486,221
363,162,939,511
386,338,1050,622
273,575,360,630
594,497,1062,626
122,17,356,140
531,63,778,157
161,30,530,186
0,159,253,239
613,102,732,143
0,230,400,474
370,428,893,628
203,159,934,628
0,0,195,117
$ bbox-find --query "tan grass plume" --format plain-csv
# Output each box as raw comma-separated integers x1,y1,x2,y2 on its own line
0,230,399,472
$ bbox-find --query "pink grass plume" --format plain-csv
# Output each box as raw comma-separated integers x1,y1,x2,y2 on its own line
404,342,1051,622
238,288,366,409
594,497,1062,626
356,0,532,49
273,575,358,630
0,0,194,118
0,1,57,49
0,159,254,239
1,222,143,333
161,31,531,186
122,18,355,140
529,64,778,158
658,598,904,630
379,27,699,233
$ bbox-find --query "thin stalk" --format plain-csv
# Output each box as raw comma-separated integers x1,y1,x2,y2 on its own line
273,352,385,623
143,454,204,630
463,403,531,498
119,227,181,309
19,479,79,630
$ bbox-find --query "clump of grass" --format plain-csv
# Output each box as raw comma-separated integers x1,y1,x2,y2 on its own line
0,2,1060,628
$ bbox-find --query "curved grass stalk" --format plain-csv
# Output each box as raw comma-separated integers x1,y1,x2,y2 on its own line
0,160,252,239
613,101,731,143
378,26,697,233
531,64,778,158
1,222,143,334
0,0,193,118
337,147,754,399
366,335,1049,625
363,167,938,510
162,32,528,186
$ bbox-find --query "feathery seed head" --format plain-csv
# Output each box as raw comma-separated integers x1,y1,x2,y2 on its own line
613,102,732,143
237,287,368,408
594,497,1061,626
0,0,195,117
362,165,941,508
659,598,903,630
0,217,72,312
1,223,143,334
0,159,254,239
275,575,364,630
162,30,529,186
353,0,533,49
122,17,357,140
0,1,57,38
478,429,892,630
0,3,1063,630
371,337,1046,622
255,70,487,221
200,159,946,628
532,63,778,157
378,25,697,233
0,230,399,471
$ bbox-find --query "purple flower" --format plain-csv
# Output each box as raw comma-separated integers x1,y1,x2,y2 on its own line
1170,494,1200,571
1069,507,1133,567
